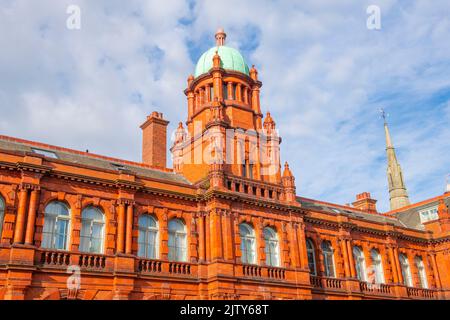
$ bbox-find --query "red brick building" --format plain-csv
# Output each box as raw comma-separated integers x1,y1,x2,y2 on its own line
0,29,449,300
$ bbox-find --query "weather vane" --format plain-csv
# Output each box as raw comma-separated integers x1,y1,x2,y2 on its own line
379,108,388,123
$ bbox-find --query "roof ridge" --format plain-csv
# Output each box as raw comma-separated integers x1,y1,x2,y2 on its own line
297,196,367,213
0,134,175,173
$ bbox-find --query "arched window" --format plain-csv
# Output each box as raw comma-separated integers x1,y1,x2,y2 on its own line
239,223,256,264
79,206,105,253
263,227,279,267
321,241,335,277
0,196,5,239
306,239,317,275
353,246,367,281
370,249,385,284
415,256,428,289
42,201,70,250
399,253,413,287
168,219,187,262
138,215,159,259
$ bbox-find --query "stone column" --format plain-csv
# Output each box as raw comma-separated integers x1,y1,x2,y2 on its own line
296,222,309,270
393,247,403,284
236,84,242,102
227,82,233,100
24,188,40,245
388,246,399,283
340,238,351,278
430,253,442,288
13,187,29,244
346,239,356,278
197,213,206,262
125,202,133,254
116,202,126,253
210,210,223,260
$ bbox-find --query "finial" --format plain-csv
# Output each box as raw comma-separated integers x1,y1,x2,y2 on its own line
379,108,388,124
178,122,183,129
215,28,226,46
283,161,293,177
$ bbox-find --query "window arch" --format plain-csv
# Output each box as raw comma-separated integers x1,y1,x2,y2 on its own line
168,219,187,262
399,253,413,287
239,223,256,265
138,215,159,259
370,249,385,284
415,256,428,289
353,246,367,281
263,227,279,267
306,238,317,275
42,201,71,250
0,196,4,239
321,241,335,277
79,206,105,253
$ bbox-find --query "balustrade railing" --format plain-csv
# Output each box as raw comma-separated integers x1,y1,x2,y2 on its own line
359,281,392,295
78,253,107,270
225,175,283,201
407,287,436,299
310,275,344,290
38,250,71,267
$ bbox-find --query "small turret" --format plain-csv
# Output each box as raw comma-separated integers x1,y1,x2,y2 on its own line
282,162,297,203
263,112,276,135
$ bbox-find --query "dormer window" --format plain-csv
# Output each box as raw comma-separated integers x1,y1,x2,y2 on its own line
111,163,126,171
31,148,58,159
419,206,439,223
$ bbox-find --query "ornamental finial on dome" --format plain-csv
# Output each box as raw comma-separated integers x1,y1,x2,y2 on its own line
215,27,226,46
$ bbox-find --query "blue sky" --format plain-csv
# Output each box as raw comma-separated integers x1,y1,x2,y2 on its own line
0,0,449,212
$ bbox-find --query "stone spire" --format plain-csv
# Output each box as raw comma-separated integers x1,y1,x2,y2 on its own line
383,113,410,210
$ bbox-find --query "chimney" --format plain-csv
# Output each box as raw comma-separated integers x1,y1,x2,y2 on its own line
446,174,450,194
352,192,377,214
140,111,169,168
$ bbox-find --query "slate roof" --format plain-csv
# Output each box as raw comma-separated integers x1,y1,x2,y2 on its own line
297,196,408,228
0,135,191,185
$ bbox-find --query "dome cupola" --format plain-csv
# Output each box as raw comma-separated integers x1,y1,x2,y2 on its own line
194,28,250,78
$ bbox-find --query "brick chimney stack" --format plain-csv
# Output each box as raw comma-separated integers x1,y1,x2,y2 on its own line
140,111,169,168
352,192,378,214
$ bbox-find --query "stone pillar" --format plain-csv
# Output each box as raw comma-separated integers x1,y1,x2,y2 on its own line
24,188,40,245
116,202,125,254
430,253,442,288
221,211,232,261
296,223,309,270
346,240,356,278
13,187,29,244
227,82,233,100
340,238,351,278
236,83,242,102
393,247,403,284
187,91,195,119
198,213,206,262
205,84,211,103
125,202,133,254
205,213,211,261
243,87,249,104
388,246,399,283
210,210,223,260
289,223,300,268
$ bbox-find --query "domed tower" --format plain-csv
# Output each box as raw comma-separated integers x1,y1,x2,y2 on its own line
171,29,282,185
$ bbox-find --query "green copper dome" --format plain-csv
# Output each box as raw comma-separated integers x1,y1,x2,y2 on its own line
194,46,250,78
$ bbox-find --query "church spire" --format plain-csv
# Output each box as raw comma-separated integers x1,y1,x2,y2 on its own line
381,109,410,210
